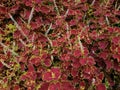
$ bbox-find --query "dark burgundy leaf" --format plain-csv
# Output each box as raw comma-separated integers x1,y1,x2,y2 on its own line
96,83,106,90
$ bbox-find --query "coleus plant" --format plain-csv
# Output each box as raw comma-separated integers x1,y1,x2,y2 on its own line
0,0,120,90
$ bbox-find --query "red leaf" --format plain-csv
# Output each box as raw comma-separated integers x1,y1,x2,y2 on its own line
25,1,32,7
35,6,41,12
71,29,78,35
68,9,76,15
117,47,120,55
52,40,58,47
0,6,7,14
42,54,52,67
13,30,21,39
105,60,113,70
99,52,108,60
69,20,77,26
61,81,74,90
35,0,43,3
30,22,39,30
20,74,27,81
56,19,63,26
89,31,98,40
96,84,106,90
60,54,70,61
80,81,85,87
83,66,94,75
114,62,120,72
10,5,19,13
72,61,80,68
13,85,20,90
83,73,92,80
97,72,104,80
42,67,61,81
35,17,42,27
71,68,78,77
79,58,87,66
112,37,120,45
40,6,50,14
87,56,95,65
39,34,48,42
107,27,114,33
30,57,41,66
26,71,37,80
48,82,61,90
81,0,87,3
43,58,52,67
108,78,115,87
98,41,108,50
32,49,39,55
51,67,61,80
62,61,71,69
80,81,85,90
39,83,49,90
20,63,26,71
28,64,35,72
73,50,81,57
42,71,52,81
23,10,31,19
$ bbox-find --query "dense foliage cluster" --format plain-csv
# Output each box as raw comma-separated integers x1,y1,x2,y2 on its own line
0,0,120,90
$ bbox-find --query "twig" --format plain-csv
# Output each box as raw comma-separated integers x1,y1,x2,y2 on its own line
45,23,52,36
3,48,7,55
8,13,30,42
64,9,69,17
105,16,110,25
53,0,60,16
83,13,86,22
115,0,118,9
117,5,120,11
78,35,84,54
46,35,53,47
0,59,11,69
45,23,53,47
115,0,120,11
8,13,21,30
32,45,36,50
105,0,110,7
45,23,53,61
32,33,35,43
91,0,96,6
28,6,35,25
0,41,19,56
77,24,89,54
20,17,26,24
19,39,27,46
66,23,72,48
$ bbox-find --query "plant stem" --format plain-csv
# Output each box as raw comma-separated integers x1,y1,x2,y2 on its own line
78,35,84,54
45,23,53,47
64,9,69,17
28,6,35,25
91,0,96,6
0,42,19,56
53,0,60,16
8,13,30,42
66,23,72,49
45,23,52,36
19,39,27,46
0,59,11,69
105,16,110,26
